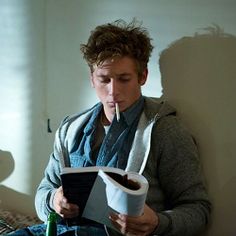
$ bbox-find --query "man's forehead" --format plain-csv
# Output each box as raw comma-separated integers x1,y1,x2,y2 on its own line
95,69,131,77
94,58,117,69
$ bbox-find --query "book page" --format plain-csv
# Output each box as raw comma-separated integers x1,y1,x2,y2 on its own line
82,171,114,229
101,170,148,216
82,170,148,229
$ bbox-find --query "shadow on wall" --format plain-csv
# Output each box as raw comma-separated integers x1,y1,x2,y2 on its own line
0,150,33,215
159,25,236,236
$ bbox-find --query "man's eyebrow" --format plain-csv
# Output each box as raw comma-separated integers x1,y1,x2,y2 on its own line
97,74,108,77
95,72,109,77
118,73,131,76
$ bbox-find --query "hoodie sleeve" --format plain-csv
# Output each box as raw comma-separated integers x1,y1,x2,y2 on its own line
34,110,92,222
35,152,61,222
153,115,211,236
34,125,65,222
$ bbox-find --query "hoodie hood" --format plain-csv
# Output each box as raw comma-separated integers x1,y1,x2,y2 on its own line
143,96,176,120
125,97,176,174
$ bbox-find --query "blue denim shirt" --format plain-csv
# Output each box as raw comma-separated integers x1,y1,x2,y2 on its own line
70,96,144,169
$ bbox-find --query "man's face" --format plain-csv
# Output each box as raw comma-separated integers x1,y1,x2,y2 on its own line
90,56,147,119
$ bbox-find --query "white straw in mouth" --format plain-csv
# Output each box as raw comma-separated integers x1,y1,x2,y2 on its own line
115,103,120,122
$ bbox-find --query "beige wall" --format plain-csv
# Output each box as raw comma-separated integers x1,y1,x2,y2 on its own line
160,31,236,236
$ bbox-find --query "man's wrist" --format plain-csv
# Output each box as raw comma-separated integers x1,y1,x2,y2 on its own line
49,189,57,210
151,212,172,235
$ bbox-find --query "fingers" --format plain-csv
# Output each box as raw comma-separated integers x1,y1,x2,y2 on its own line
59,197,79,218
53,187,79,218
109,213,147,236
109,205,159,236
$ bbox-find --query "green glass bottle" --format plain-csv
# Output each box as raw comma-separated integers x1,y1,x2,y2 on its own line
46,212,57,236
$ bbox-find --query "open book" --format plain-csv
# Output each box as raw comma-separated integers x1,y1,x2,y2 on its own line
60,166,149,230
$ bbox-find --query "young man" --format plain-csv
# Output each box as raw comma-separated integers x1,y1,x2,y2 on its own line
10,19,211,236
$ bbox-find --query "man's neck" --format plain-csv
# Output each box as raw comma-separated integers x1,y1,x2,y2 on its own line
101,111,112,126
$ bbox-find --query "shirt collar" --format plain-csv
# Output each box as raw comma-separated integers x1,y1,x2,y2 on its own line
122,96,144,126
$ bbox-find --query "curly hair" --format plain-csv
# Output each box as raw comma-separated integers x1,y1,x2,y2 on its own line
80,19,153,76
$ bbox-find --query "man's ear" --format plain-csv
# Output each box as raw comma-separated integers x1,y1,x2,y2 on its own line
139,68,148,85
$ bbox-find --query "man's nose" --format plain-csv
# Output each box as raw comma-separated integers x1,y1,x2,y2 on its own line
109,78,118,96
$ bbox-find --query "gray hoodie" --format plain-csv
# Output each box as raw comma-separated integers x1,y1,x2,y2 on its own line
35,97,211,236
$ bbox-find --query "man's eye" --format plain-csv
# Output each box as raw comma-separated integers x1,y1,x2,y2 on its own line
119,77,130,82
99,77,110,83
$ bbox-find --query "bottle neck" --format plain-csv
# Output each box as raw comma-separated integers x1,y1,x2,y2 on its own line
46,212,57,236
